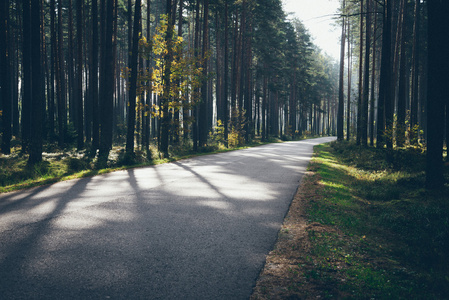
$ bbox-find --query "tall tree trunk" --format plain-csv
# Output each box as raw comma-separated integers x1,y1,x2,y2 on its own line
28,0,43,164
192,0,200,151
126,0,142,156
22,0,32,151
357,0,364,145
199,0,209,147
144,0,152,155
377,0,392,149
346,17,351,141
49,0,57,141
426,0,449,189
99,0,116,158
57,0,67,147
410,0,420,143
369,0,377,146
396,0,407,148
337,0,346,141
361,0,370,146
223,0,229,145
0,0,11,154
68,0,76,125
91,0,100,151
76,0,84,149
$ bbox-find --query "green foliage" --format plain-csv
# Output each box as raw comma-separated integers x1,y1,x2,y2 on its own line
138,14,207,119
210,119,225,146
228,108,247,148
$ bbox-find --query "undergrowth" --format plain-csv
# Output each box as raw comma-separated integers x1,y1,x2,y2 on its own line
305,141,449,299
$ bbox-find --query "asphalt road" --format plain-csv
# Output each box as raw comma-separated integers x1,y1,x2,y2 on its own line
0,137,335,300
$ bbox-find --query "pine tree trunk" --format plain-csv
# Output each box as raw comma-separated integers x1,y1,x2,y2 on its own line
369,0,377,146
76,0,84,149
361,0,370,146
57,0,67,147
426,0,449,189
28,0,43,164
199,0,209,147
356,0,364,145
0,0,11,154
396,0,407,148
223,0,229,145
377,0,392,149
410,0,420,142
126,0,142,156
91,0,100,151
346,17,351,141
22,0,32,151
99,0,115,158
337,0,346,141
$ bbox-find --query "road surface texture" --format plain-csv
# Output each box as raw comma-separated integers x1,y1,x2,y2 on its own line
0,137,335,299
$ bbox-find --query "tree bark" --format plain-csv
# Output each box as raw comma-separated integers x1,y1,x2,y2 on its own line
0,0,11,154
28,0,43,164
337,0,346,141
357,0,364,145
91,0,100,151
126,0,142,156
377,0,392,149
99,0,116,158
396,0,407,148
199,0,209,147
426,0,449,189
362,0,370,146
57,0,67,147
76,0,84,149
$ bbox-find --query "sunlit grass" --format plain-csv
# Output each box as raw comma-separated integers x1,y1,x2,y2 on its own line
304,141,449,299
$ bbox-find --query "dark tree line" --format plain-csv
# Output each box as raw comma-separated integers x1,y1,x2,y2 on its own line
0,0,338,167
336,0,448,188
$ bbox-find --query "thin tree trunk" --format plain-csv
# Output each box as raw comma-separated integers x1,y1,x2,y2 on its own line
29,0,43,164
76,0,84,149
337,0,346,141
410,0,420,143
377,0,392,149
126,0,142,156
369,0,378,146
22,0,32,151
199,0,209,147
223,0,229,145
357,0,364,145
0,0,11,154
346,17,351,141
57,0,67,147
362,0,370,146
396,0,407,148
91,0,99,151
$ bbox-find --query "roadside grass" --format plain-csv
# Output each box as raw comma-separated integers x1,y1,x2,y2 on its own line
0,136,294,194
252,141,449,299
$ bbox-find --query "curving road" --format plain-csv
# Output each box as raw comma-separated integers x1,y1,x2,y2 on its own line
0,137,335,299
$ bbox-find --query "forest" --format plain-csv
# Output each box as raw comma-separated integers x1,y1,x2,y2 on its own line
1,0,449,298
0,0,448,189
0,0,337,168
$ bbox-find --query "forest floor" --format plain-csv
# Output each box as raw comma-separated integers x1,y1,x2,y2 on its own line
251,141,449,299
